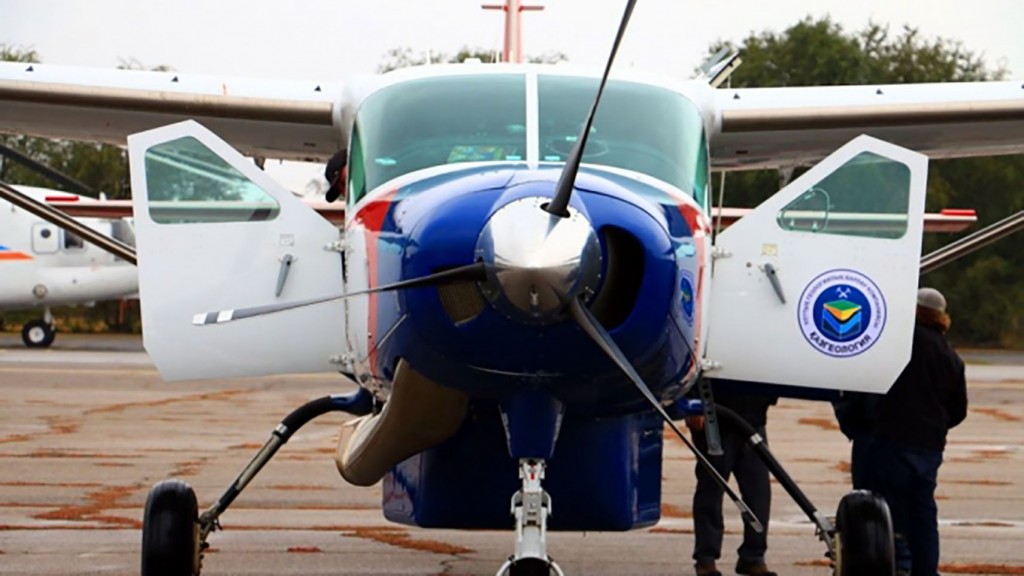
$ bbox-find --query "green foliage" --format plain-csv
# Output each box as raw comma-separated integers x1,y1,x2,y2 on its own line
712,17,1023,346
1,48,131,199
378,46,566,73
0,43,40,63
1,47,137,332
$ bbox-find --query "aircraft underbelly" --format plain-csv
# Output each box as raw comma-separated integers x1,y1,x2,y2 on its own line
383,403,664,531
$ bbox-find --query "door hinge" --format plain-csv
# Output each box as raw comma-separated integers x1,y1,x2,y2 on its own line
711,246,732,260
329,353,355,373
324,239,347,252
700,359,722,371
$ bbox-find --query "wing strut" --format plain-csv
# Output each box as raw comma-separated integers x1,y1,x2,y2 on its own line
0,179,137,265
921,209,1024,274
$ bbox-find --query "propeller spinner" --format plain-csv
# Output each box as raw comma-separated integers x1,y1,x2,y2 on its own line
476,195,602,324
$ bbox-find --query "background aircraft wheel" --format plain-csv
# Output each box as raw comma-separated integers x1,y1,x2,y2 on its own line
21,320,55,348
833,490,895,576
508,558,554,576
141,479,201,576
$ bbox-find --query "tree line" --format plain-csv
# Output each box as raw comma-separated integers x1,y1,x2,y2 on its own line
1,20,1021,345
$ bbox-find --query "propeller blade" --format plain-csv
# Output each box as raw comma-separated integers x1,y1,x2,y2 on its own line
545,0,638,218
565,296,764,534
193,262,486,326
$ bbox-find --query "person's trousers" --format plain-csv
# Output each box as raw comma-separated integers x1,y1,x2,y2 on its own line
691,424,771,564
868,441,943,576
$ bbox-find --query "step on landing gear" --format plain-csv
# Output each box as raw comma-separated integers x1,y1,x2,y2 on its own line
139,390,373,576
495,459,565,576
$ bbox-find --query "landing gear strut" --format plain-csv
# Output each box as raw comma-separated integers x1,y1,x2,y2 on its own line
496,459,565,576
139,390,373,576
714,405,895,576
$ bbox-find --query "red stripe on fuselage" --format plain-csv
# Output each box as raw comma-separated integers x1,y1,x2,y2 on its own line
0,251,33,260
353,189,400,377
663,191,711,368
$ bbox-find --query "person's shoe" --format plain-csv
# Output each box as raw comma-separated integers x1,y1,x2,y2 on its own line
694,560,723,576
734,559,777,576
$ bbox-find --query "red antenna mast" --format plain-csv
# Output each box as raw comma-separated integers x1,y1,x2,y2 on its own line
481,0,544,63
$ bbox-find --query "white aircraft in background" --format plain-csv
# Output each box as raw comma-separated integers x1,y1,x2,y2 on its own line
0,186,137,346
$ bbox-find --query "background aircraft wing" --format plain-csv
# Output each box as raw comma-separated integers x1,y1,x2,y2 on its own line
711,81,1024,171
0,62,352,162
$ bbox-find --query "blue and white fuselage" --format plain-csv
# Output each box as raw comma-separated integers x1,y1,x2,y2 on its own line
342,66,714,415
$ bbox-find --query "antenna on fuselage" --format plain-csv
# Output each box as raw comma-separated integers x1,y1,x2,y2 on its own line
698,46,742,88
481,0,544,64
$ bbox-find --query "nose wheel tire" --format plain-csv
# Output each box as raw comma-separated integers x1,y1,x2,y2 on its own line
499,557,564,576
508,558,553,576
21,320,55,348
833,490,895,576
142,479,201,576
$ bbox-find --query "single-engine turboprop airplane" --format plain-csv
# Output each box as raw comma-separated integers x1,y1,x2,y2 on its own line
2,2,1024,574
0,186,137,346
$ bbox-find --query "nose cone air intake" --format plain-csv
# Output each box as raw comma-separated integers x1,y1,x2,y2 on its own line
476,196,602,325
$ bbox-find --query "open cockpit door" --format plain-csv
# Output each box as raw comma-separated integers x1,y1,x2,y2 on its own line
128,120,348,381
704,136,926,394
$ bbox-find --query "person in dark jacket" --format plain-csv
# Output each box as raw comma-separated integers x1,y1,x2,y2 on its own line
686,389,779,576
867,287,968,576
832,388,882,490
323,149,347,203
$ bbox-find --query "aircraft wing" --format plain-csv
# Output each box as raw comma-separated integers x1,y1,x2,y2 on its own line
0,62,351,162
711,81,1024,171
45,196,971,232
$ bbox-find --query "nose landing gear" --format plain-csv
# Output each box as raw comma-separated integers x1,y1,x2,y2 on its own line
495,459,565,576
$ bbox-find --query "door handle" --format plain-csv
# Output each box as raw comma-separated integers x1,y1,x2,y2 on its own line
763,263,786,304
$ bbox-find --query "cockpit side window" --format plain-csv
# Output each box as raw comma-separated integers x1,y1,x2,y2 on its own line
347,122,367,205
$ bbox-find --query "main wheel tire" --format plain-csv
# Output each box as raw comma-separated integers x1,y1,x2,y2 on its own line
508,558,552,576
141,480,200,576
834,490,895,576
21,320,55,348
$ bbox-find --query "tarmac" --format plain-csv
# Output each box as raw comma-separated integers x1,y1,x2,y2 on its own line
0,333,1022,575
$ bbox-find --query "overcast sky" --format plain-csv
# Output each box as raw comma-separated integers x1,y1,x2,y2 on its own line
2,0,1021,191
3,0,1022,79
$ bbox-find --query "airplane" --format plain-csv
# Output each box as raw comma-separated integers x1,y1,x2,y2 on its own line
2,1,1024,574
0,184,137,347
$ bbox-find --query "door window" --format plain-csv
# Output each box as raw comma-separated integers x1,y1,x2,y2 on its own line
777,151,910,239
144,136,280,224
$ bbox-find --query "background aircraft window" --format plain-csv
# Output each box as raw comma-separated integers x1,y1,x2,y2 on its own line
62,231,85,250
776,151,911,239
144,136,280,224
538,75,708,205
351,74,527,201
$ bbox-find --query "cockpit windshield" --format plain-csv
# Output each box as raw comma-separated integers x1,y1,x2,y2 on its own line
538,75,707,204
348,72,708,206
349,74,527,201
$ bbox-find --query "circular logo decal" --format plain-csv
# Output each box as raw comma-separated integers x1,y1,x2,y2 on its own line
679,269,695,326
797,269,886,358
